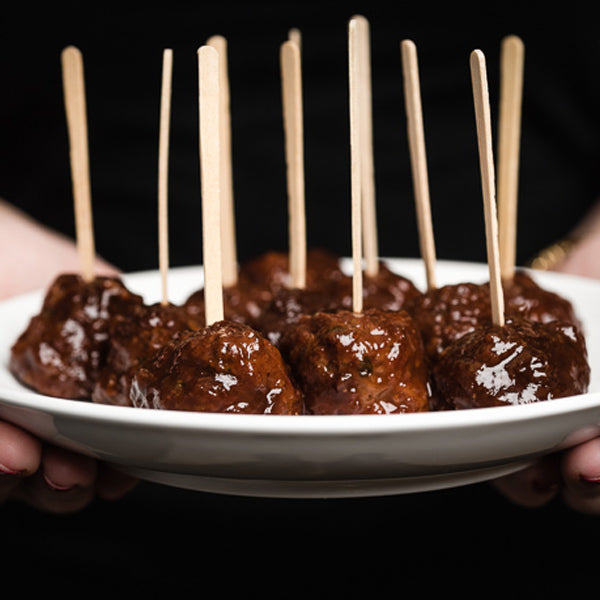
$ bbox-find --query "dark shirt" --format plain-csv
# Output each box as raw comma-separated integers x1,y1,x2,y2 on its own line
1,3,598,274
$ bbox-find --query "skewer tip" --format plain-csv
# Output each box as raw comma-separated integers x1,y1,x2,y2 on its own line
198,44,219,60
207,34,226,46
470,48,485,66
502,34,525,50
61,45,81,57
61,45,83,70
350,13,368,25
401,38,416,52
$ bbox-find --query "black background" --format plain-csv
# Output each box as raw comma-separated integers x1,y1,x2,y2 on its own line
1,1,599,594
1,1,599,273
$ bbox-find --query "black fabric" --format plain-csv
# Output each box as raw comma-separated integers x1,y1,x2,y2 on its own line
1,1,599,593
1,2,598,272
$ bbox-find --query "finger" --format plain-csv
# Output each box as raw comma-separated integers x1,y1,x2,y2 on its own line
42,445,98,490
0,421,42,503
95,463,138,501
0,420,42,474
491,455,562,508
561,438,600,515
15,445,98,514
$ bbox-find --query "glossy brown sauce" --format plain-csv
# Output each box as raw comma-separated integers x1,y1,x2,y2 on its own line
92,301,194,406
279,308,429,414
433,317,590,409
9,261,591,414
9,274,143,398
129,320,303,414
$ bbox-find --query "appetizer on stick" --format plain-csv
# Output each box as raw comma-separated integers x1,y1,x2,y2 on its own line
183,36,346,331
432,50,590,410
333,17,422,314
10,47,144,399
401,37,580,371
253,36,350,345
279,18,429,415
495,35,580,328
93,49,195,406
128,45,302,414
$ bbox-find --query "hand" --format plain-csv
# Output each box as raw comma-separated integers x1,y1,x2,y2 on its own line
0,200,137,512
492,440,600,514
0,421,137,513
493,200,600,514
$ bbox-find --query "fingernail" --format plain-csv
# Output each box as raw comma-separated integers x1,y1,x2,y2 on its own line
0,463,22,476
580,474,600,485
43,473,75,492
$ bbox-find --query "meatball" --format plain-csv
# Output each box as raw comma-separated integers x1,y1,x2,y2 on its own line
10,274,143,399
334,261,423,312
92,301,194,406
406,271,581,364
184,248,346,331
406,281,491,362
184,283,267,330
279,308,429,414
503,270,580,328
128,320,303,414
238,247,346,294
254,286,340,347
432,317,590,410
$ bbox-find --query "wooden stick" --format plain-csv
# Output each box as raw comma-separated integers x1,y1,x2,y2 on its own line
288,28,302,50
352,14,378,277
349,18,363,314
470,50,505,327
497,35,525,281
198,45,224,326
280,39,307,290
207,35,238,288
400,39,437,292
61,46,95,282
158,48,173,306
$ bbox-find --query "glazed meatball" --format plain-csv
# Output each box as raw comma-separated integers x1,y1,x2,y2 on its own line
334,260,422,313
184,283,268,330
10,274,143,399
406,281,492,362
92,301,194,406
432,317,590,410
128,320,303,414
238,247,346,294
254,286,341,347
184,248,346,331
406,271,581,364
503,270,580,328
280,308,429,414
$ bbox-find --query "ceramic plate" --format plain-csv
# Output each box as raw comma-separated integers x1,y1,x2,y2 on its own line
0,259,599,498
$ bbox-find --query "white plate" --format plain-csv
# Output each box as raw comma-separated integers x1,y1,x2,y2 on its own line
1,259,599,499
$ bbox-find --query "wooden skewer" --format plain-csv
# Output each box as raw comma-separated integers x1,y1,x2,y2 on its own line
497,35,525,282
400,39,437,292
61,46,96,283
470,49,505,327
349,17,363,314
288,28,302,50
158,48,173,306
351,14,378,278
198,45,224,326
280,39,307,290
207,35,237,288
